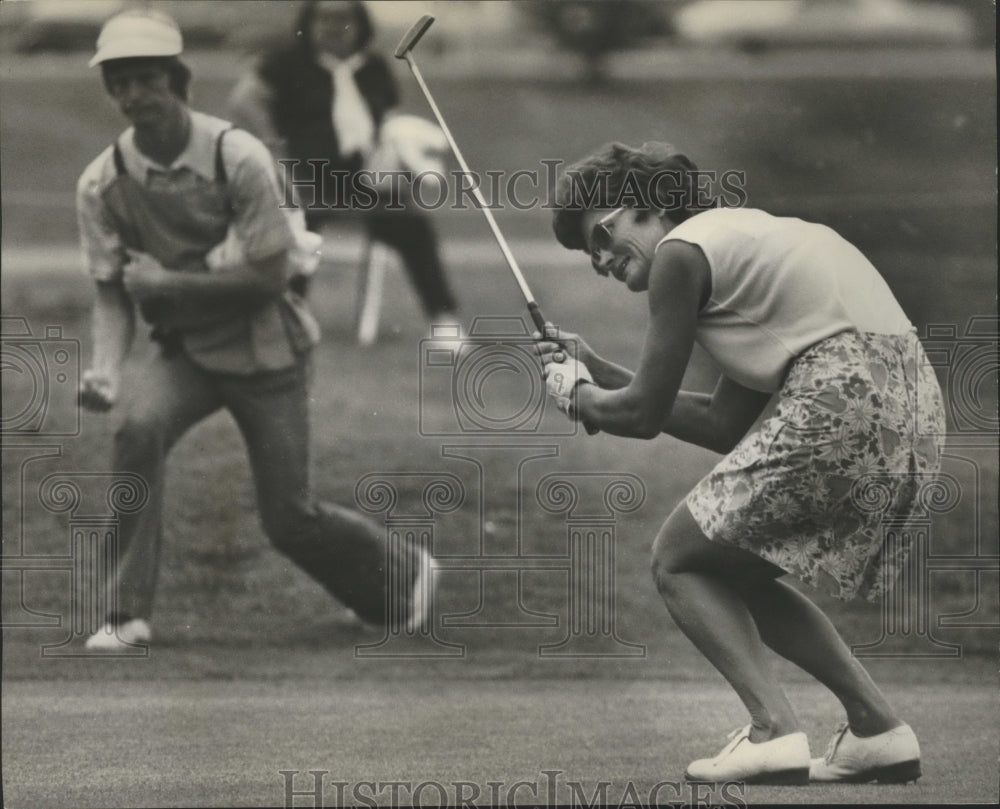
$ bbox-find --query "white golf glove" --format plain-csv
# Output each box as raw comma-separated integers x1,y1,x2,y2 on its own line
544,356,593,416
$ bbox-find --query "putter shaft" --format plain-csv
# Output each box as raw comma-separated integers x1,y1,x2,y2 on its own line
396,19,597,434
399,52,546,333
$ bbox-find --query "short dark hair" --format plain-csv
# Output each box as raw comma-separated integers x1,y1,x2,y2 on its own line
552,141,700,252
101,56,192,101
296,0,374,56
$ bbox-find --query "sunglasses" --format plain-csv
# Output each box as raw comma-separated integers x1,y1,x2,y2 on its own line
590,206,626,274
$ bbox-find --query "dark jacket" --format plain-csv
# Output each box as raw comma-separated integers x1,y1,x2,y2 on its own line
258,45,398,175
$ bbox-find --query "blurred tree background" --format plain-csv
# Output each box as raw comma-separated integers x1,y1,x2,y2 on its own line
518,0,678,83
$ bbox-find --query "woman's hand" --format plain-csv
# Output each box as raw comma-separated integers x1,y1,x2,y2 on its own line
533,323,597,371
534,322,634,393
543,355,593,415
534,323,600,433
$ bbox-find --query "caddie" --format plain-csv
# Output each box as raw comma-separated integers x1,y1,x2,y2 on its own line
77,8,432,650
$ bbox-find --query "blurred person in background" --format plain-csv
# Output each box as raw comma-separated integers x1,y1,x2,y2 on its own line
76,8,433,650
539,141,945,785
226,0,460,330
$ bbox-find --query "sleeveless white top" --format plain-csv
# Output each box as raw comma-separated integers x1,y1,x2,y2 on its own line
659,208,912,392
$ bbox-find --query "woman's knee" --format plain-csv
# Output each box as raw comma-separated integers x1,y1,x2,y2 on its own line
650,503,704,593
649,501,774,594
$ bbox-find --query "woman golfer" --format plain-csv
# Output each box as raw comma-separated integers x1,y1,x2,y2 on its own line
539,141,944,785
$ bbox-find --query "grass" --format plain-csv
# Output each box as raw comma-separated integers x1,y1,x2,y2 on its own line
4,679,999,806
2,50,997,674
2,246,997,674
2,51,997,253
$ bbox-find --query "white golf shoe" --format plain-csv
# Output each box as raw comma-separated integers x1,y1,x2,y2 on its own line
84,618,152,651
684,724,810,785
810,723,921,783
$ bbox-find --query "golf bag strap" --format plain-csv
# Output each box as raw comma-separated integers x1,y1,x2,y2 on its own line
110,126,235,182
112,139,127,176
214,126,233,184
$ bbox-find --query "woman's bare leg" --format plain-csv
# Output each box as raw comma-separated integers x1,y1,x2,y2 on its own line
737,577,901,736
651,503,798,742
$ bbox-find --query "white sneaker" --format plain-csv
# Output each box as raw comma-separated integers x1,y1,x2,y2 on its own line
810,723,921,783
404,548,437,634
685,724,810,785
84,618,152,651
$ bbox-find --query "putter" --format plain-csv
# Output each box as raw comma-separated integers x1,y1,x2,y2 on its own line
395,15,549,336
396,16,596,434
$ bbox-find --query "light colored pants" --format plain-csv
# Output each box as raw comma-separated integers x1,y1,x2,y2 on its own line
107,345,391,624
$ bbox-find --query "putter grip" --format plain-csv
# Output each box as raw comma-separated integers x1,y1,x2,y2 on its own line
394,15,435,58
529,302,598,436
527,301,547,334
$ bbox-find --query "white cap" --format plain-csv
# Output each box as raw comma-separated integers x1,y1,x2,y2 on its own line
89,9,183,68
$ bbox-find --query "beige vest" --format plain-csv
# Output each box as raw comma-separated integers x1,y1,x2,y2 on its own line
102,128,317,374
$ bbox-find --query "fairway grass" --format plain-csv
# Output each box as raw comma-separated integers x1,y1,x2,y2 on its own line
2,252,996,671
3,678,998,807
2,43,997,809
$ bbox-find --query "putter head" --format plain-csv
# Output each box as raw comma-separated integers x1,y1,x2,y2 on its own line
394,14,434,59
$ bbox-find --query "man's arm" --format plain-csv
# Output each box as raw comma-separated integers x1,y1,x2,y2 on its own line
77,159,136,411
127,249,287,302
123,250,289,331
80,280,135,411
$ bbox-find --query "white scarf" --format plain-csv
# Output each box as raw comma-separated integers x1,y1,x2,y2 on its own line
320,52,375,160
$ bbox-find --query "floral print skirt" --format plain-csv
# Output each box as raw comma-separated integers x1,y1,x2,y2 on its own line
686,329,945,602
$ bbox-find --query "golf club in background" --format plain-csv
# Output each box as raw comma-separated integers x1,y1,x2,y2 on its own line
394,14,553,338
395,16,598,433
